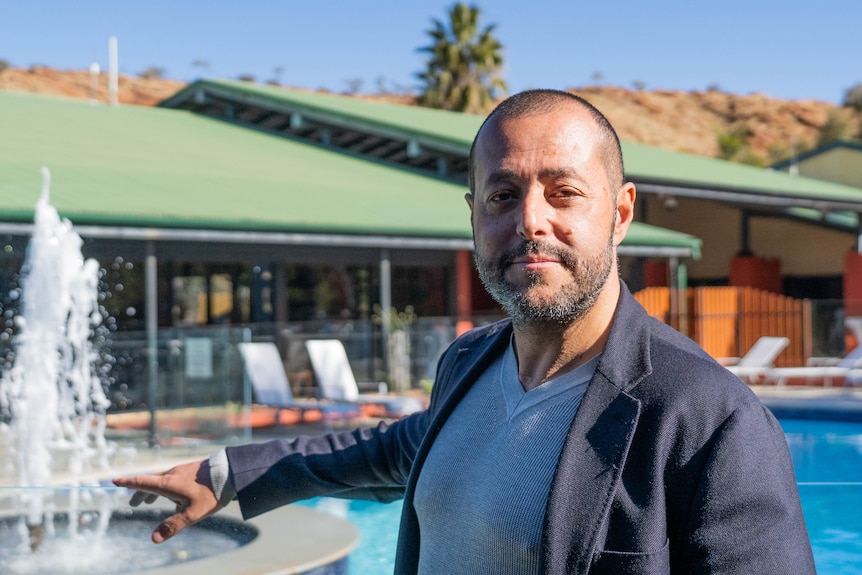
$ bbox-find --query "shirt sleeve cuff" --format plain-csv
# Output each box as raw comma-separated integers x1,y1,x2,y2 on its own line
208,448,237,506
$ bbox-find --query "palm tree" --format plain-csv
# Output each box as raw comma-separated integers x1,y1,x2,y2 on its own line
416,3,507,114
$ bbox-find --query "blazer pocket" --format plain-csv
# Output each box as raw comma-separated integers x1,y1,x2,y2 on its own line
590,539,670,575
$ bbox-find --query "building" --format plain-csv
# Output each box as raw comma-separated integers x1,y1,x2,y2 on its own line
2,84,862,412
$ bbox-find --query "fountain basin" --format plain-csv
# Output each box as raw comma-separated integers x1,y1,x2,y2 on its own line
0,488,358,575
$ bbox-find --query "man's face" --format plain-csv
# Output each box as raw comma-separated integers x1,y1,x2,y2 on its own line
466,105,631,324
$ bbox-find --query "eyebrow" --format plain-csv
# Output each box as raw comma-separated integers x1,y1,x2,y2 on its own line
484,167,583,186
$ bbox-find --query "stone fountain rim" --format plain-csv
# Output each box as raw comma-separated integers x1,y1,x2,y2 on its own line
0,490,359,575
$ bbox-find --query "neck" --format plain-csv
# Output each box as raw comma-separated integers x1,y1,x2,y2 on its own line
512,279,620,391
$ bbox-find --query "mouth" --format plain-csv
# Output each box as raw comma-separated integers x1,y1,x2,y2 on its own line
509,254,563,271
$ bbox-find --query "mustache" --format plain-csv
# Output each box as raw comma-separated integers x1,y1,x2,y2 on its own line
500,241,575,267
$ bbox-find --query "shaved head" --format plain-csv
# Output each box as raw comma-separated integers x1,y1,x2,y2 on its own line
468,89,625,193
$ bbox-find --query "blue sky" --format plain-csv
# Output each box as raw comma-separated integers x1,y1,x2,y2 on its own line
4,0,861,104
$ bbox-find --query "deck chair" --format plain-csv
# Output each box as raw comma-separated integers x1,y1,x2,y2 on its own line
305,339,424,418
725,336,790,383
764,344,862,386
238,342,359,424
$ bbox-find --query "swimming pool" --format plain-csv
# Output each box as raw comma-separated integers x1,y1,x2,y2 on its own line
783,418,862,575
307,417,862,574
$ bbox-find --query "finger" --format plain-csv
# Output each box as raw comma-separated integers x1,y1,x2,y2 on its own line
152,495,216,544
129,490,149,507
113,472,165,489
126,488,163,506
152,512,191,543
114,474,179,502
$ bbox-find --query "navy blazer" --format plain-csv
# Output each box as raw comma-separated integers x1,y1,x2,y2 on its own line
227,283,816,574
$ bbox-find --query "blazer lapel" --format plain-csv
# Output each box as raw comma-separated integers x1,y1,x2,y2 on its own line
425,320,513,442
543,284,651,574
395,320,512,573
543,375,641,574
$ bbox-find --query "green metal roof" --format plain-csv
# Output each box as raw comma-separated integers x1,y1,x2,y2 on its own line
772,138,862,170
622,221,701,256
181,80,862,208
0,91,470,237
622,140,862,205
160,79,486,153
0,90,701,257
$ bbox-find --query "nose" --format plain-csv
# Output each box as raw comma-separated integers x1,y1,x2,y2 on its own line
516,190,551,240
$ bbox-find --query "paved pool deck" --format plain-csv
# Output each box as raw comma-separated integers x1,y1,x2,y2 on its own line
751,384,862,421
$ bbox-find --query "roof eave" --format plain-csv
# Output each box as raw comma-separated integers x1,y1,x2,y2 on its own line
635,179,862,213
0,222,699,259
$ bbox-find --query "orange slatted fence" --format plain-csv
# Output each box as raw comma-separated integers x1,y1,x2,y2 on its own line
633,286,812,367
693,287,738,361
633,286,672,325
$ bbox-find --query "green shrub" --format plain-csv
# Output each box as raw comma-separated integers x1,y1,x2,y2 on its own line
717,124,748,160
137,66,165,80
817,110,851,147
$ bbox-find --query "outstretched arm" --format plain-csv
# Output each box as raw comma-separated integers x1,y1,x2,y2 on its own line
113,458,223,543
112,412,431,542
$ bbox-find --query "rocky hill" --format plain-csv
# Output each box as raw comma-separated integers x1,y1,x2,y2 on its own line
0,65,184,107
2,65,858,165
571,85,858,163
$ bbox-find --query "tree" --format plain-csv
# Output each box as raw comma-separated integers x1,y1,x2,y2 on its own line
375,75,390,96
843,83,862,112
816,109,851,147
416,3,506,113
191,59,210,78
344,78,364,95
138,66,165,80
267,65,285,86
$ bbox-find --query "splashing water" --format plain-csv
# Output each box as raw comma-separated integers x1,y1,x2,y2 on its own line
0,167,111,540
0,172,255,574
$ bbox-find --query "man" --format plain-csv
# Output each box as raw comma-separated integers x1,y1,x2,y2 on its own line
115,90,816,574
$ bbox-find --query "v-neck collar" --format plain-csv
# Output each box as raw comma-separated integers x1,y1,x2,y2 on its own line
501,337,599,421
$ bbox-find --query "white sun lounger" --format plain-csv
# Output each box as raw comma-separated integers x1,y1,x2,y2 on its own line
305,339,424,418
238,342,359,423
725,336,790,383
763,344,862,386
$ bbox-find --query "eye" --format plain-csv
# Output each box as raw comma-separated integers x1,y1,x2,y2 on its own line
549,186,583,202
488,189,518,203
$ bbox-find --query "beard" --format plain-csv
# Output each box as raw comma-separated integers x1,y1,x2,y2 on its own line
474,229,615,325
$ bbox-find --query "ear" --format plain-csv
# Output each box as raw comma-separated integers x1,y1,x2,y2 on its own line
465,192,474,211
612,182,636,247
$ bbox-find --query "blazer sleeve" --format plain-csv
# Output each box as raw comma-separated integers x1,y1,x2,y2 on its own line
222,324,500,522
226,408,431,519
680,401,816,574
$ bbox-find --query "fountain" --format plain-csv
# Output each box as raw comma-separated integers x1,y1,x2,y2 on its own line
0,170,358,574
0,168,150,574
0,169,260,573
0,167,111,543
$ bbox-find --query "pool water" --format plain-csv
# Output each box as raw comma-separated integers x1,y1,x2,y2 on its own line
783,418,862,575
307,418,862,574
302,497,402,574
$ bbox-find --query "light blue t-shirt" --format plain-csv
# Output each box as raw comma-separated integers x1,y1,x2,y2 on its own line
414,340,598,574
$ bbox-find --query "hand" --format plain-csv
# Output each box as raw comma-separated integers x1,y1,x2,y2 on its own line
113,458,223,543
